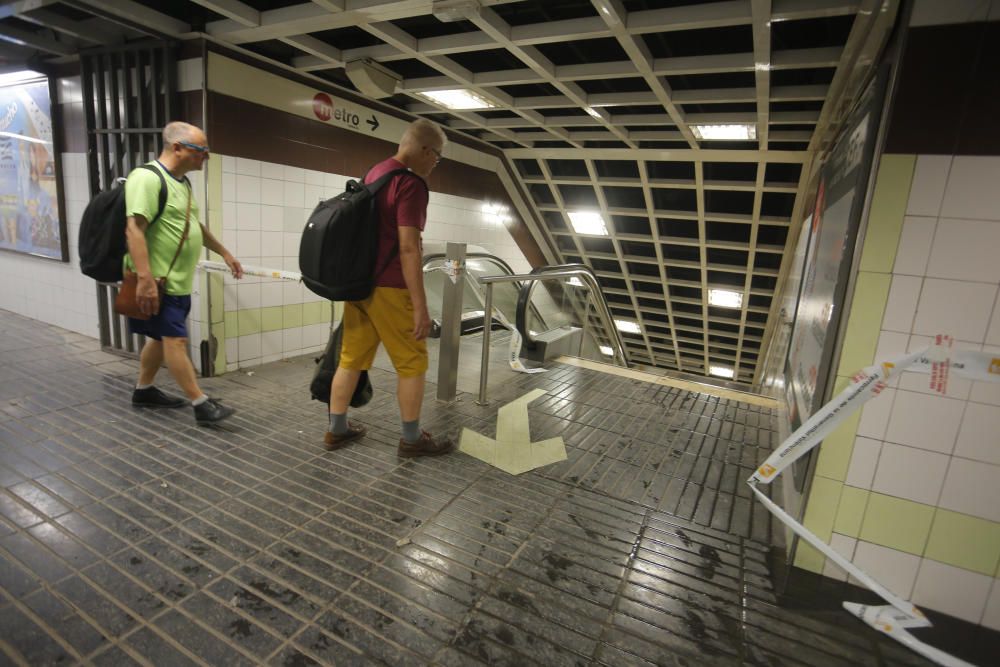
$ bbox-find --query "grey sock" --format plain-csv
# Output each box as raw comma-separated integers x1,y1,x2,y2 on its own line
329,412,349,435
401,419,421,444
191,395,208,407
136,383,153,390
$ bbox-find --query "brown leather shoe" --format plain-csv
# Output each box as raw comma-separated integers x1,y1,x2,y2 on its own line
324,423,366,451
398,430,454,458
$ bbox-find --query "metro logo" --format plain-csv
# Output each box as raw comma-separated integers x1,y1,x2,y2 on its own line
313,93,333,121
990,358,1000,375
758,463,776,478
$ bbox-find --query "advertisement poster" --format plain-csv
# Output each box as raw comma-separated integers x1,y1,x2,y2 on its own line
0,76,65,260
785,68,888,432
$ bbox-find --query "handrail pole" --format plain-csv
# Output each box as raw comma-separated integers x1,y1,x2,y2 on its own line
477,282,494,405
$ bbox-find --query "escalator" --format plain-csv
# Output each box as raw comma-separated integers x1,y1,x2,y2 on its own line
422,245,627,370
512,264,628,368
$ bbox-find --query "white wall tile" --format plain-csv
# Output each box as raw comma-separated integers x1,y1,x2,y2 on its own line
235,174,261,204
953,402,1000,465
822,533,857,581
261,330,283,357
237,230,261,258
941,156,1000,221
237,333,261,362
235,157,261,177
260,178,284,207
283,233,300,257
970,345,1000,406
845,436,881,489
853,541,922,600
261,161,284,180
884,390,965,454
283,206,304,233
261,231,283,257
260,282,283,308
882,275,922,332
221,155,236,174
872,442,949,505
236,283,261,309
235,202,261,231
261,205,284,233
912,279,996,343
283,181,305,207
906,155,950,216
221,172,235,202
912,559,992,624
282,327,302,353
938,458,1000,522
986,300,1000,347
983,582,1000,631
283,164,304,183
893,216,936,276
926,219,1000,283
225,337,238,365
857,387,895,439
303,184,325,208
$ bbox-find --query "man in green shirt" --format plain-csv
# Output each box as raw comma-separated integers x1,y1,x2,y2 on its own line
125,121,242,425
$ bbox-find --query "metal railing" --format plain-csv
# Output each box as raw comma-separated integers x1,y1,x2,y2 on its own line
476,267,629,404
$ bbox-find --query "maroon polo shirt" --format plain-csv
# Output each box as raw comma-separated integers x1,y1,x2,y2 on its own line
363,158,428,289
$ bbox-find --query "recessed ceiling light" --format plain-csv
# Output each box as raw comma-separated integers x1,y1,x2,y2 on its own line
568,210,608,236
708,289,743,308
691,124,757,141
418,89,497,110
584,106,603,119
710,366,735,379
615,320,640,334
0,70,44,86
599,345,614,356
567,277,584,287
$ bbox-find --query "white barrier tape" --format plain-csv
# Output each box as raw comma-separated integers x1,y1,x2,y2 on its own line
748,339,1000,667
199,260,302,282
490,307,546,374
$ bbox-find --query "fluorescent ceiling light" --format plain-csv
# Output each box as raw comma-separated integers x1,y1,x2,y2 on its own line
691,124,757,141
0,131,50,146
710,365,735,379
568,210,608,236
418,89,496,110
0,70,44,86
599,345,614,356
708,289,743,309
584,106,603,119
615,320,640,334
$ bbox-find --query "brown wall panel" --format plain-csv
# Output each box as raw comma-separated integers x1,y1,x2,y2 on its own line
886,21,1000,155
208,91,546,266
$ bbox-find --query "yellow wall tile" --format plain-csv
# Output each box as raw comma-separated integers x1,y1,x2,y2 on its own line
283,303,303,329
925,510,1000,576
802,475,843,540
837,272,891,375
859,493,934,555
208,273,224,324
794,541,826,574
261,306,283,332
834,486,869,537
238,308,261,336
814,411,860,481
302,301,323,326
224,311,238,339
859,154,915,274
212,322,225,374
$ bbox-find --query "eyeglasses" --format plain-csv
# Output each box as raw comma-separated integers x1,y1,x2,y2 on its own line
178,141,210,153
427,146,442,163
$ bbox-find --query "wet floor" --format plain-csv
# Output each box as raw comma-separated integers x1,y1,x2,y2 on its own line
0,309,940,665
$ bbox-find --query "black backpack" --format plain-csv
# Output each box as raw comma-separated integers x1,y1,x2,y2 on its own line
299,167,426,301
310,320,373,407
78,164,167,283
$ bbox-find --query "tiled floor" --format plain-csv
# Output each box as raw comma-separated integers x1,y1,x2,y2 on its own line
0,310,940,666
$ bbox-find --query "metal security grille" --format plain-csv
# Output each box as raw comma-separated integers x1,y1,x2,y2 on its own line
81,40,177,357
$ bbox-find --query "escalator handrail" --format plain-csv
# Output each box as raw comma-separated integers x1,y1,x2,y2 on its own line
513,264,585,352
479,266,629,368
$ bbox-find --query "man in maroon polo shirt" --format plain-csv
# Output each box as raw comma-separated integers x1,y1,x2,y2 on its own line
324,119,453,457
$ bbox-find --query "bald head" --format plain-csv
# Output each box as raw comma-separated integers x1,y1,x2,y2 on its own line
162,121,203,146
399,119,446,153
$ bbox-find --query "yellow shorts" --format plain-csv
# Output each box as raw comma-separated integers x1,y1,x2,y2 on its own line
339,287,428,378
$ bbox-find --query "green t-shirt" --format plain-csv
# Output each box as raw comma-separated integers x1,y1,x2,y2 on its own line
123,161,203,296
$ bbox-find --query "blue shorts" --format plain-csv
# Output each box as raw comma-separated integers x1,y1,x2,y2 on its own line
128,294,191,340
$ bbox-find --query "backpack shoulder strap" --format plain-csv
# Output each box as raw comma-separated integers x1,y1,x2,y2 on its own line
136,163,169,225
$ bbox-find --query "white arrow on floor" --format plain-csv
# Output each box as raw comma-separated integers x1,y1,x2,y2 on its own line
459,389,566,475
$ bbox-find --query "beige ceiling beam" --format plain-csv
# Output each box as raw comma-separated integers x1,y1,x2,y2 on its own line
0,24,74,55
71,0,189,36
190,0,259,26
15,8,122,44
